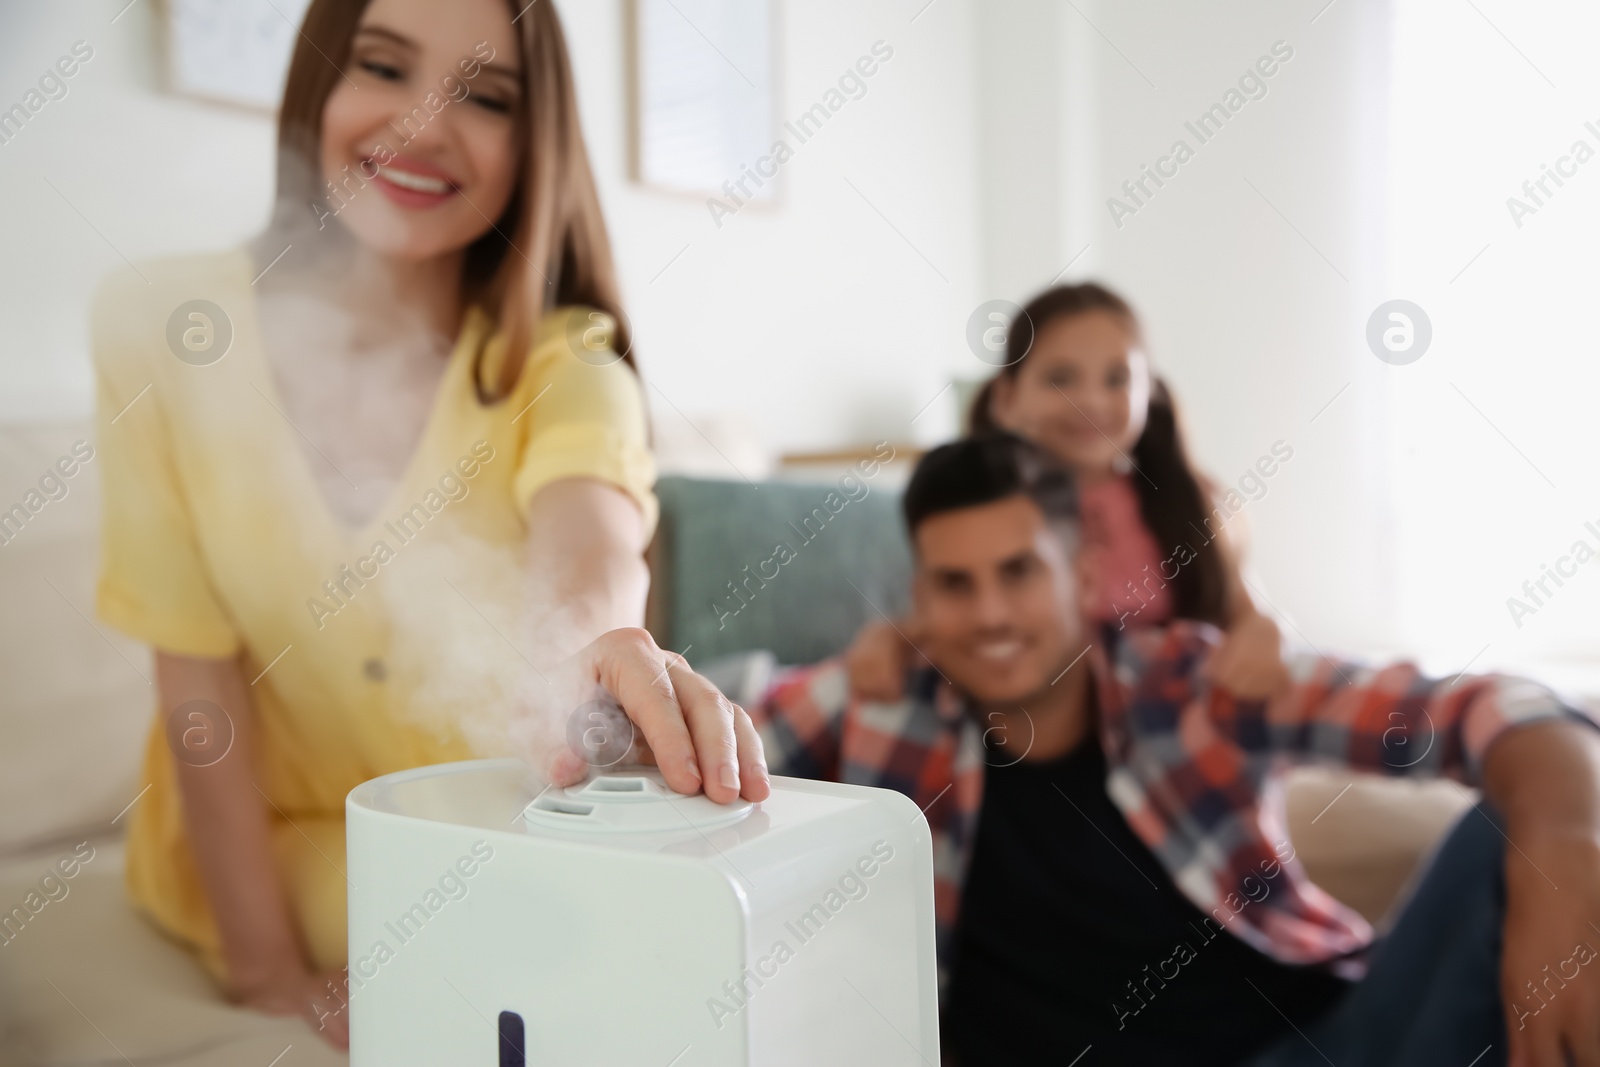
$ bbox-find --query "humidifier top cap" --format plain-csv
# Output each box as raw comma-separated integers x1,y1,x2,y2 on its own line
522,771,753,835
346,760,773,845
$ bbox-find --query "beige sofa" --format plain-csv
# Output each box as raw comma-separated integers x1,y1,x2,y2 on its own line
0,419,1530,1066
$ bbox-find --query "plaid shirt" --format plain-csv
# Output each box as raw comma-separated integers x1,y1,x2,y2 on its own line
752,621,1589,987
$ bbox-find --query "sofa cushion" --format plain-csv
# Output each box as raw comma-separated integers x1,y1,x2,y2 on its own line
0,838,347,1067
1283,768,1477,927
0,422,151,855
647,475,911,665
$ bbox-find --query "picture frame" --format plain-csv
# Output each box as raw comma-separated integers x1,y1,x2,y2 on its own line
627,0,780,204
164,0,314,111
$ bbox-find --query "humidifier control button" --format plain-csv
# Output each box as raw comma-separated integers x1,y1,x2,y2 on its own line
570,775,669,802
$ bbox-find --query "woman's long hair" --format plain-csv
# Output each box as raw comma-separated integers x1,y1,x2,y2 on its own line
268,0,631,403
968,284,1230,625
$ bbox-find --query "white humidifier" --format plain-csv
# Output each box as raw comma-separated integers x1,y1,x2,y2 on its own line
345,760,939,1065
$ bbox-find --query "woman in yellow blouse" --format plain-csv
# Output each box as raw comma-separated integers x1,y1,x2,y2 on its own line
92,0,769,1048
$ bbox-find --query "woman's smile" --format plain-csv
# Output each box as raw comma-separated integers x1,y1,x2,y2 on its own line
369,155,460,208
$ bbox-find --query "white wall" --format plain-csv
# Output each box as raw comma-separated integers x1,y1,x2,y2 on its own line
565,0,984,457
1382,0,1600,674
0,0,984,459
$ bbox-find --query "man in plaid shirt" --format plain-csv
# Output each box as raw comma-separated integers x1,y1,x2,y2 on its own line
749,433,1600,1067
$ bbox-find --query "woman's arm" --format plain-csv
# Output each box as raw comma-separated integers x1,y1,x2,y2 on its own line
521,477,650,661
520,478,770,803
516,476,649,780
156,652,348,1045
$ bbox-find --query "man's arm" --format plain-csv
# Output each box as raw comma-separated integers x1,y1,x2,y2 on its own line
1255,641,1600,1066
1231,646,1595,783
1481,719,1600,1067
1484,716,1600,846
1162,620,1600,1065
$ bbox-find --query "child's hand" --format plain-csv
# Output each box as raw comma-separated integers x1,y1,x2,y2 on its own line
1203,610,1290,700
844,619,915,703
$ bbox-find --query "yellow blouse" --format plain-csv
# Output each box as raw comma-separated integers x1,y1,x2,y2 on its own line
91,247,655,975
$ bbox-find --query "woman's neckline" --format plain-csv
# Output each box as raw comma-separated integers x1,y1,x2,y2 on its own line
230,245,489,540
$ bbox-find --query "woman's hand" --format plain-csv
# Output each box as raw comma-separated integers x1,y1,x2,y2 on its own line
158,653,341,1037
537,628,770,804
843,618,916,704
234,966,351,1049
1201,609,1290,700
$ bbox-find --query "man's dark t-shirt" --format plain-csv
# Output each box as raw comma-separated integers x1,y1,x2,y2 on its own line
944,731,1352,1066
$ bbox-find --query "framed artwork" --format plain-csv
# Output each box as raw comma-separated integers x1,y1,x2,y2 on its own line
165,0,315,110
629,0,779,203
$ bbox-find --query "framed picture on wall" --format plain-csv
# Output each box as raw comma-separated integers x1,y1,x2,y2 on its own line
165,0,314,110
628,0,779,205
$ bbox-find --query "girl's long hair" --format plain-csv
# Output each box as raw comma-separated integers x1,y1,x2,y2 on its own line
268,0,631,403
968,284,1230,625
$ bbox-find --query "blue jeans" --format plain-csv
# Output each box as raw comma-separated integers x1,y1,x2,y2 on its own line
1246,801,1509,1067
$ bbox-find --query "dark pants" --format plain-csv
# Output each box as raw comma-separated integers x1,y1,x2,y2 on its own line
1246,801,1509,1067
